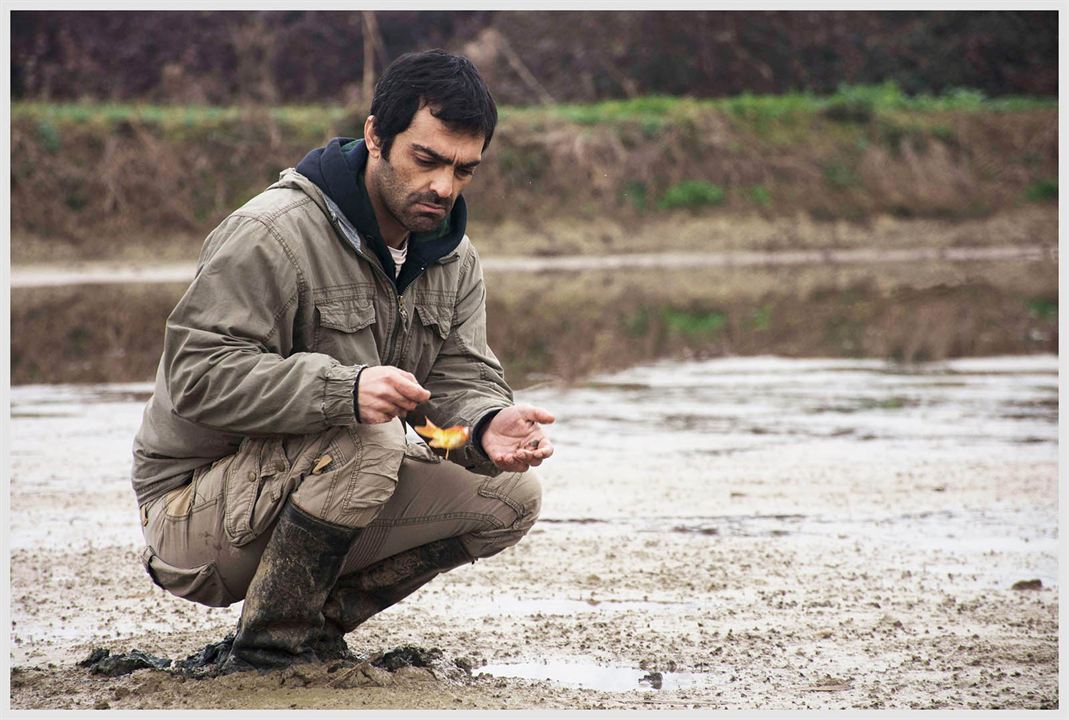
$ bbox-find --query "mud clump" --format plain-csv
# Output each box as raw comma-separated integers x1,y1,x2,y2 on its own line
1011,579,1043,591
174,633,235,673
639,671,663,689
79,648,172,677
373,645,443,671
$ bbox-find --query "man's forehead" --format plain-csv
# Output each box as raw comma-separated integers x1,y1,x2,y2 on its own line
399,106,485,161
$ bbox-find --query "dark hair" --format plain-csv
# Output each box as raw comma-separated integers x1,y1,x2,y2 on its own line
369,49,498,160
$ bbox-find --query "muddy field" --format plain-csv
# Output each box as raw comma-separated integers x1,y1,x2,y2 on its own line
7,355,1059,710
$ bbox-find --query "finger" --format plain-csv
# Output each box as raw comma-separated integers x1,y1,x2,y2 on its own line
513,449,541,466
384,391,420,412
521,405,555,424
364,410,392,424
531,439,554,459
493,453,527,473
390,375,432,403
521,437,554,458
368,396,406,420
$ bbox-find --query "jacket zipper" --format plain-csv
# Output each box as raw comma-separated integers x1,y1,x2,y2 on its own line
324,204,431,368
347,236,412,368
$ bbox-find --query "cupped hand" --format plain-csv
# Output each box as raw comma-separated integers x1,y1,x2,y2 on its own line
357,366,431,424
480,404,556,472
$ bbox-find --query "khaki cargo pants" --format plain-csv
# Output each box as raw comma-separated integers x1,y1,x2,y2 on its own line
138,419,542,608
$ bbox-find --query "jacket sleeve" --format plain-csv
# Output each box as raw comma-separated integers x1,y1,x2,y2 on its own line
162,214,359,435
413,242,513,475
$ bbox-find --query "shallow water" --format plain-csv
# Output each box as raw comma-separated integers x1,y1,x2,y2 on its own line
9,245,1053,287
480,658,722,691
9,354,1059,681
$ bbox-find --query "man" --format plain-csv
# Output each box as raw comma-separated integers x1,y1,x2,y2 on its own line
131,49,554,673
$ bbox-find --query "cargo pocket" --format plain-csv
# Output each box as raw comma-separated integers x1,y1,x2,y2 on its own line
140,545,236,608
403,440,443,465
341,423,405,513
223,436,294,547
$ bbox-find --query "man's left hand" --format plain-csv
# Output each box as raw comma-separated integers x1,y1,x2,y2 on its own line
480,404,555,472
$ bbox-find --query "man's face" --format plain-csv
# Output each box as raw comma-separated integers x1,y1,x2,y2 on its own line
366,105,485,234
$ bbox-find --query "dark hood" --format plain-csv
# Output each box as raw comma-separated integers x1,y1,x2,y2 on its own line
296,137,467,294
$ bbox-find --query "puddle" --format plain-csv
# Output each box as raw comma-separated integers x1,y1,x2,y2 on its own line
479,659,719,692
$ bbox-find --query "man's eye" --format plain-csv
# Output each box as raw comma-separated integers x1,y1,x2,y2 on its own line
415,156,436,167
456,167,475,178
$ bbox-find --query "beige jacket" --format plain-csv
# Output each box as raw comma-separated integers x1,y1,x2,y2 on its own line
131,169,512,506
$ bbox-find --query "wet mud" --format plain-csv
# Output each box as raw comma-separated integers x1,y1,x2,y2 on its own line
8,356,1059,709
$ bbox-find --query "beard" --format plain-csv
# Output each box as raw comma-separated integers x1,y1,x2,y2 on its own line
377,160,453,234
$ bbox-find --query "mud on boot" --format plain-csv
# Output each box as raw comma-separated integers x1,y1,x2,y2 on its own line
320,536,474,639
222,502,361,673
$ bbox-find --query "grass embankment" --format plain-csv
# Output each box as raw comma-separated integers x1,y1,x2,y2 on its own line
11,259,1057,386
11,83,1057,262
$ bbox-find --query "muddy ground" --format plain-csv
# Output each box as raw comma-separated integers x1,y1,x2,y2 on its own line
7,356,1059,709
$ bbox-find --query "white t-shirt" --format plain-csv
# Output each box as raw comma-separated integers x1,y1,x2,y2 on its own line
389,239,408,277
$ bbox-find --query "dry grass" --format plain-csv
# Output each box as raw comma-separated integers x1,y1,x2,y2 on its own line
10,102,1057,263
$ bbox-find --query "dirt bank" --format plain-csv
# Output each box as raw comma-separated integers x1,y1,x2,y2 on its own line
11,100,1057,262
8,356,1059,709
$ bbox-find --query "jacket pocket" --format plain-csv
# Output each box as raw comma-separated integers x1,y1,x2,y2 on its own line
413,299,454,340
407,298,454,380
316,296,376,333
223,436,293,547
140,545,236,608
312,289,380,364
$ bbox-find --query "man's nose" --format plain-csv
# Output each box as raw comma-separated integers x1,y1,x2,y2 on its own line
428,168,454,199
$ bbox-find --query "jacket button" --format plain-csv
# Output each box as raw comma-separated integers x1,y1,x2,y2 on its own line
247,470,257,482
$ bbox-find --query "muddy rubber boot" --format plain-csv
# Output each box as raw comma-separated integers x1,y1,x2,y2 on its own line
222,502,360,673
313,537,474,660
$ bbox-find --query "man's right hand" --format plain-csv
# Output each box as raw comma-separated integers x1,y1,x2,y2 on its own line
356,366,431,424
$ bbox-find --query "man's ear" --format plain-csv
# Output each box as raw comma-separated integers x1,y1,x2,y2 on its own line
364,115,382,159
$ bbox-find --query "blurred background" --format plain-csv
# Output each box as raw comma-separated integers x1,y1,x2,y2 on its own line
9,9,1058,387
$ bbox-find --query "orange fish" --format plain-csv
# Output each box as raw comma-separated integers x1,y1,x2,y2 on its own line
413,419,471,460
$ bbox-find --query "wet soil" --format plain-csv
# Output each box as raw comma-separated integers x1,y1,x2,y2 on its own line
8,356,1059,709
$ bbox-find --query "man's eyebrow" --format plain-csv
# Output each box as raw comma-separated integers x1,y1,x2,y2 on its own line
412,144,481,170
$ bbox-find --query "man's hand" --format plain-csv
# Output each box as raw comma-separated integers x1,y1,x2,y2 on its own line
480,404,555,472
357,366,431,424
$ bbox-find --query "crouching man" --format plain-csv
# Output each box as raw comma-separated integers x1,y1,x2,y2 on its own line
130,50,554,673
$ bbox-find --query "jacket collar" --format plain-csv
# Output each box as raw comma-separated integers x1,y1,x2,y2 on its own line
295,137,468,294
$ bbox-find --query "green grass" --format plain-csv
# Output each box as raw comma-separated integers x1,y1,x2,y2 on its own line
823,162,860,189
1025,178,1058,201
662,307,726,336
620,180,648,213
13,102,351,140
1027,297,1057,320
16,82,1054,134
658,180,724,210
749,185,772,206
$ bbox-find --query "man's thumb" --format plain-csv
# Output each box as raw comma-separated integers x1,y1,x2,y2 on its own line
524,405,555,424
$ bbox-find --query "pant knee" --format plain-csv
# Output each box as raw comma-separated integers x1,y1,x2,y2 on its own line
510,468,542,532
290,420,406,528
462,469,542,559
